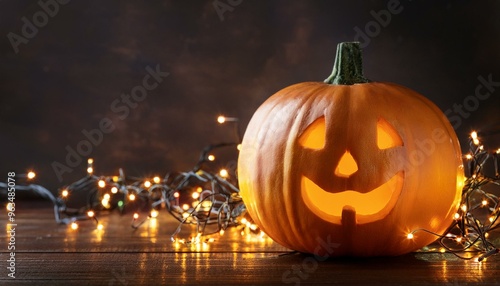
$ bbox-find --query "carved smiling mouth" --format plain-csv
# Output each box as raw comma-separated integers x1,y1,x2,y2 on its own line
301,171,404,225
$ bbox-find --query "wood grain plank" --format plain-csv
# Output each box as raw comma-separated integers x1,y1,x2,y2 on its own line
1,201,499,285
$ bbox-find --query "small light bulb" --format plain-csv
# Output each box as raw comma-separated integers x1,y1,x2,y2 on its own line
456,237,462,243
71,222,78,230
465,154,473,160
129,194,136,201
439,247,446,253
153,176,161,184
217,115,226,124
97,224,104,230
192,192,200,199
407,233,414,239
103,193,111,200
101,198,109,207
454,213,460,220
496,148,500,154
473,138,480,145
87,158,94,164
98,180,106,188
87,210,95,217
6,203,14,211
461,204,467,212
111,187,118,194
61,189,69,198
482,200,488,206
112,176,119,182
208,154,215,161
143,181,151,188
219,229,225,236
174,192,180,198
133,213,139,219
87,167,94,174
471,131,478,139
27,171,36,180
150,209,159,218
182,204,189,211
219,169,229,178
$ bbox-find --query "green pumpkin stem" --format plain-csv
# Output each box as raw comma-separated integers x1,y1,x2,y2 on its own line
324,42,370,85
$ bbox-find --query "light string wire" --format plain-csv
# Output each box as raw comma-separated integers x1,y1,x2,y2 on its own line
409,131,500,261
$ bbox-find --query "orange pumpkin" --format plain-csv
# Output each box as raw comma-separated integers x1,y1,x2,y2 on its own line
238,42,464,256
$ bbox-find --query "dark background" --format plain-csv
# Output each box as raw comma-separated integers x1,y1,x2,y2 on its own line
1,0,499,192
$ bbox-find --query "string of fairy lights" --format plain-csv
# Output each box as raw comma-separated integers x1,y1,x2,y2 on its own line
408,131,500,261
1,118,499,259
1,116,264,246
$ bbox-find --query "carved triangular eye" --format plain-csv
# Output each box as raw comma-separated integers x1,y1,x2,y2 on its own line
377,118,403,149
298,116,326,150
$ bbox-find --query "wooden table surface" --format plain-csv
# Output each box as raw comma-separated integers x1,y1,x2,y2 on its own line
1,200,500,286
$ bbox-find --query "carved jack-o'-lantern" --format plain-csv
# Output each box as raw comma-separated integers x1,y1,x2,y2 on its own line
238,42,464,256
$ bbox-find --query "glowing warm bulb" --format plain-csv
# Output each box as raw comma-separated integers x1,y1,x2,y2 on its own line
473,138,480,145
87,167,94,174
192,192,200,199
485,233,489,238
174,192,179,198
208,154,215,161
97,224,104,230
496,148,500,154
465,154,473,160
61,189,69,197
87,210,95,217
479,145,484,151
482,200,488,206
237,144,242,151
6,203,14,211
144,181,151,188
182,204,189,211
489,217,494,223
101,199,109,207
196,187,202,193
456,237,462,243
103,193,111,200
150,209,159,218
219,229,225,236
439,247,446,253
454,213,461,220
133,213,139,219
98,180,106,188
71,222,78,230
87,158,94,164
182,213,189,218
250,224,258,231
153,176,161,184
461,204,467,212
219,169,229,178
112,176,119,182
241,218,248,225
111,187,118,194
407,233,414,240
471,131,478,139
129,194,136,201
217,115,226,124
27,171,36,180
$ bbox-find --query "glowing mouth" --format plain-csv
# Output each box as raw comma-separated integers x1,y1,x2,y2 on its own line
301,171,404,224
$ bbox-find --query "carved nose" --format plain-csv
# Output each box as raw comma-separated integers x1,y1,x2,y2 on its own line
335,151,358,178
